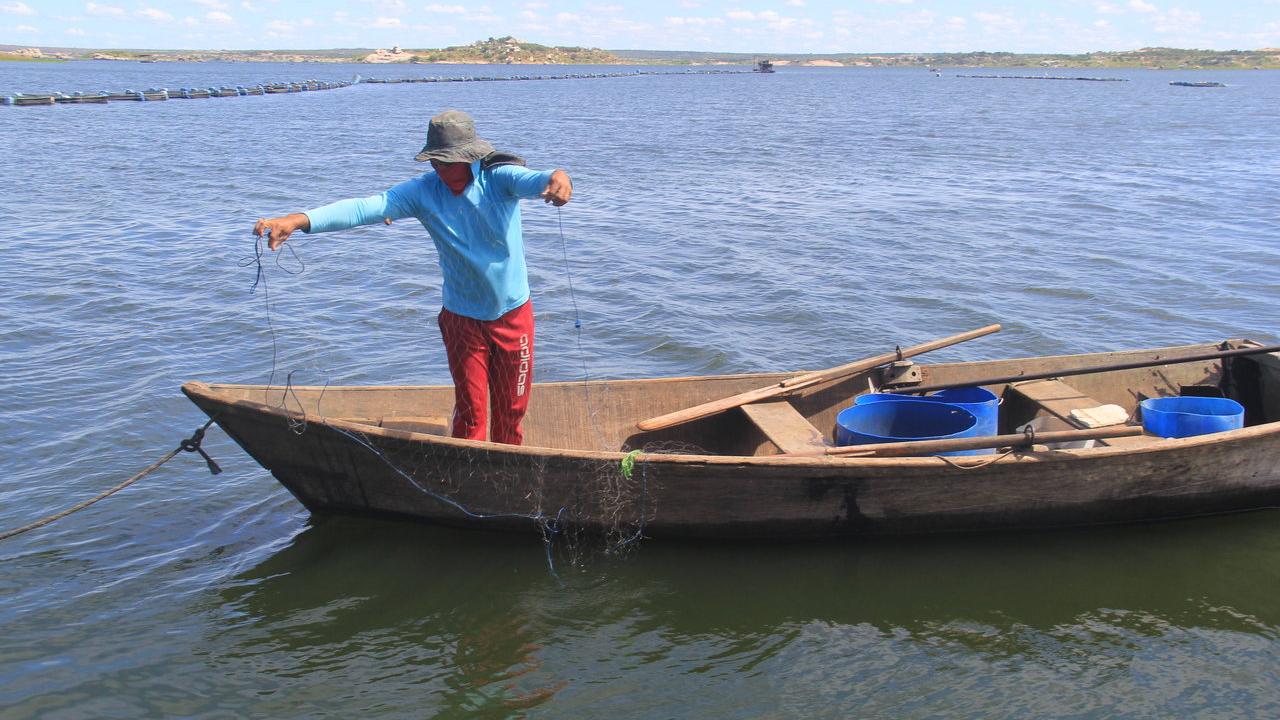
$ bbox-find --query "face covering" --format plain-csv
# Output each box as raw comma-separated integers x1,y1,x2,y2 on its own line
433,161,473,195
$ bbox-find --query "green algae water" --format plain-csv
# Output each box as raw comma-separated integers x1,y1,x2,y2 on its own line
1,62,1279,718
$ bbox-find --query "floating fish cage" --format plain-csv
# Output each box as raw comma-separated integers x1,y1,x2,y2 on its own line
3,70,745,108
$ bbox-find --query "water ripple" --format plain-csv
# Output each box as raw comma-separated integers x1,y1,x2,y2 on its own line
2,63,1280,717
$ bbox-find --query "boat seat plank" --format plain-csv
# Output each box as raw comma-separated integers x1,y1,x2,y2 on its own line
740,400,828,455
1007,379,1154,447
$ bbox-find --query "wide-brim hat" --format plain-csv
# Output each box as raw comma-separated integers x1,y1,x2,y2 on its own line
414,109,494,163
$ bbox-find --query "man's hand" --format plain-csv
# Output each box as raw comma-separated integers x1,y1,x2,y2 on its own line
253,213,311,251
542,170,573,207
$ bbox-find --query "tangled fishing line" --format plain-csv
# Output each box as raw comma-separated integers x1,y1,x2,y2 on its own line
242,211,678,570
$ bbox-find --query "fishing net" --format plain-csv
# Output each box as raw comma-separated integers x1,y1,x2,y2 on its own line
241,224,700,571
268,397,697,572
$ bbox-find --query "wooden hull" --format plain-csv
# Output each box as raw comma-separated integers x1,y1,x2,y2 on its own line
182,341,1280,539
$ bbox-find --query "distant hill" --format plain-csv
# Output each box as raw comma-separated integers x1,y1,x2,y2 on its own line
406,37,618,64
2,41,1276,69
0,37,622,65
611,47,1280,69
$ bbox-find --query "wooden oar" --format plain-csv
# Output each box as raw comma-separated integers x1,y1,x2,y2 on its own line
636,324,1001,432
888,342,1280,396
823,424,1144,457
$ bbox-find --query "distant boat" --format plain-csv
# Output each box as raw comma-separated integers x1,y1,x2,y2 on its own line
1170,80,1224,88
753,59,775,74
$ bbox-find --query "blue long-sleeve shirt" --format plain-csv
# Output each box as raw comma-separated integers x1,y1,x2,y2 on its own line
304,160,555,321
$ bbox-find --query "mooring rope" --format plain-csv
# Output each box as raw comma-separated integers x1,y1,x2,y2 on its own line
0,419,221,542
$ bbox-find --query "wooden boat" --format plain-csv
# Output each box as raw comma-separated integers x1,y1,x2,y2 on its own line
182,335,1280,540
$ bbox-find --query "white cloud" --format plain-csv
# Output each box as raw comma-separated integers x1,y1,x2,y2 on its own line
1129,0,1156,12
205,9,233,22
665,15,723,26
242,1,265,12
786,0,805,6
137,7,172,21
1095,3,1120,14
556,11,580,22
465,6,500,22
679,0,701,6
12,21,34,30
1,2,35,16
586,3,622,13
423,3,465,12
1155,7,1201,33
1094,18,1110,27
519,9,537,19
721,8,811,32
371,15,402,27
870,0,914,5
973,10,1021,32
86,3,126,17
522,1,546,7
67,26,85,34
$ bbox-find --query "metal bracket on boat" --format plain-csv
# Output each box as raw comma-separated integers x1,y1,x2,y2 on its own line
878,360,922,388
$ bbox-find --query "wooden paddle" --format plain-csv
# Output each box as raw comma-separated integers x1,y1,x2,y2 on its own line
823,424,1144,457
636,324,1001,432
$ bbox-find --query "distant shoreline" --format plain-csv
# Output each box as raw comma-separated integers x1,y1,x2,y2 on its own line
3,40,1278,70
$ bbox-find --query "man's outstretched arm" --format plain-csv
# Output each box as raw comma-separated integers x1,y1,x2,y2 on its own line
252,182,419,251
494,166,572,206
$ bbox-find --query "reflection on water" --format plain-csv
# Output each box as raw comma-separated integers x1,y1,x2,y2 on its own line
189,511,1280,717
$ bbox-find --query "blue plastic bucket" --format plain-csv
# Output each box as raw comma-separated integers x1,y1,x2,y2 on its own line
1140,396,1244,438
854,386,999,454
836,399,978,456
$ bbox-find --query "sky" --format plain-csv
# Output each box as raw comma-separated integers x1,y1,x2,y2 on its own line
3,0,1279,54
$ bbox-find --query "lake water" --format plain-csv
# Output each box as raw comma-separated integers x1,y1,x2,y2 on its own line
2,61,1279,718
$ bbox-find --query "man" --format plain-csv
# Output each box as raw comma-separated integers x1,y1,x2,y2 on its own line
254,109,573,445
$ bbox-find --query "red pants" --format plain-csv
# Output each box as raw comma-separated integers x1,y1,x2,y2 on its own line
437,301,534,445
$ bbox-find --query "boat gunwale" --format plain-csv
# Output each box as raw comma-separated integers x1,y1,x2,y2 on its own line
182,375,1280,470
187,338,1250,395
